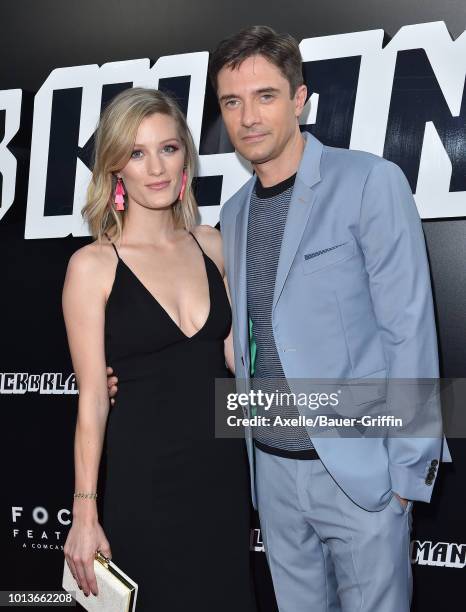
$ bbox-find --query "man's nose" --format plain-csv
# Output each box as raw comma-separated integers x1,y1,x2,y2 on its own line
241,100,260,128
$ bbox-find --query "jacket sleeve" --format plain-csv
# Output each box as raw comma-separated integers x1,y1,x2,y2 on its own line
358,159,447,502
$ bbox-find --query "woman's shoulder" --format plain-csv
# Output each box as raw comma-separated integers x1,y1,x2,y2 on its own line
192,224,222,250
191,224,224,275
66,239,118,283
191,222,221,240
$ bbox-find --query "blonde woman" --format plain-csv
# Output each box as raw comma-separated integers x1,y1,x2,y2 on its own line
62,88,255,611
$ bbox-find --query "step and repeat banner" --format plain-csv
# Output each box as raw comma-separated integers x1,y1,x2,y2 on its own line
1,1,465,610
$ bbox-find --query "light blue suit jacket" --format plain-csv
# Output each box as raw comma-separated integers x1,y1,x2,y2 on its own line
219,131,451,511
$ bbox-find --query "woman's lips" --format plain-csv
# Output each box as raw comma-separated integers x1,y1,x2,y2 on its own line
145,181,171,190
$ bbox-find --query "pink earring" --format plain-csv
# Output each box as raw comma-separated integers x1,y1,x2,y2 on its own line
114,177,125,211
179,170,187,201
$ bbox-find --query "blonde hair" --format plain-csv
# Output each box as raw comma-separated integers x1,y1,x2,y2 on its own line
82,87,199,242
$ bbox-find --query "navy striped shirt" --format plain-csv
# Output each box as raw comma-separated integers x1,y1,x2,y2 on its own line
246,173,315,456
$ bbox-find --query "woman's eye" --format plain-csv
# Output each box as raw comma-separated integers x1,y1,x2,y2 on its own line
162,144,179,154
225,100,239,108
131,150,143,159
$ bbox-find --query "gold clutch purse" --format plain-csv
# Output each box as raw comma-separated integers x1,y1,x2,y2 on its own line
62,550,138,611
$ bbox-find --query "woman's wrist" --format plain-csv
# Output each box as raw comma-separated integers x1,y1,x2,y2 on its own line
72,499,98,522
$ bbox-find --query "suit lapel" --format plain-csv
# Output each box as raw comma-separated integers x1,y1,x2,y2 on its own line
233,178,255,365
272,131,324,314
230,131,325,359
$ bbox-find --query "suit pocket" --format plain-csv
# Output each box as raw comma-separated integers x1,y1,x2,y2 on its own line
388,493,413,515
301,240,355,275
348,368,387,406
337,368,387,418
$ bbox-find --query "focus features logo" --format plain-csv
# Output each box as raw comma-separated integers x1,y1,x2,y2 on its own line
11,505,72,551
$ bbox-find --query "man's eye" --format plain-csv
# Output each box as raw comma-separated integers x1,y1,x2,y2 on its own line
261,94,273,102
225,100,239,108
131,150,143,159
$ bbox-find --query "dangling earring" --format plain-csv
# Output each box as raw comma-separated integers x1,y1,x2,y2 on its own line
179,169,187,201
113,177,125,211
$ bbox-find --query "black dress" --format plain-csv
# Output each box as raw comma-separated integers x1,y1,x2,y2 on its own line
101,231,256,611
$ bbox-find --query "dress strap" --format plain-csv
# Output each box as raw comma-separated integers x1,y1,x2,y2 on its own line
189,230,205,255
104,231,120,261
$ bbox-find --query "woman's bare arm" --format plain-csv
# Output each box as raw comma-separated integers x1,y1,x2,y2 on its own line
62,245,113,596
63,247,110,519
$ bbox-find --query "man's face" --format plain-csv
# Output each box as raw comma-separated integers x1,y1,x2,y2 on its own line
216,54,306,165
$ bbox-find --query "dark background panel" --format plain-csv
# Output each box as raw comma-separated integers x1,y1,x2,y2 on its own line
1,1,465,611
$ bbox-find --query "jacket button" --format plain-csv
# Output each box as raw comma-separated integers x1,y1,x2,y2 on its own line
431,459,439,467
425,478,433,485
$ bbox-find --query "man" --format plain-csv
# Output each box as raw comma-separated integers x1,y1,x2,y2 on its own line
208,25,450,612
108,25,450,611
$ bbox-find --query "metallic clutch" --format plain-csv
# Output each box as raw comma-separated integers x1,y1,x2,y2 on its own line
62,550,138,611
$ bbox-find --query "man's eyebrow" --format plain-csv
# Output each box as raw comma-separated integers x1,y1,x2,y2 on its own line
219,87,280,103
219,93,239,103
256,87,280,95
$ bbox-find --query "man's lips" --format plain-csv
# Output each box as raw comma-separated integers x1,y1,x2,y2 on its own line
145,181,171,190
242,133,268,142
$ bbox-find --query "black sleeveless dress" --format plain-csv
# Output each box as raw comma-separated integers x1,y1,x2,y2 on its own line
101,231,256,611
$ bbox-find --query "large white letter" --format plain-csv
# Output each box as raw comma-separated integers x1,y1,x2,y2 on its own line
0,89,22,222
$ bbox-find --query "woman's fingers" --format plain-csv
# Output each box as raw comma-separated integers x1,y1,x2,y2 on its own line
83,557,98,596
107,376,118,389
73,559,90,596
65,555,80,589
99,543,112,560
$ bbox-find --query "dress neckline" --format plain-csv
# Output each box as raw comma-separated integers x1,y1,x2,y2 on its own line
117,254,212,341
105,231,212,340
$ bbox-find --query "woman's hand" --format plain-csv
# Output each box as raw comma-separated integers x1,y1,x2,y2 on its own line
106,366,119,406
64,518,112,597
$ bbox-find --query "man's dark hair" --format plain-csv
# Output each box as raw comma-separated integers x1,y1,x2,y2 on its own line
208,25,304,97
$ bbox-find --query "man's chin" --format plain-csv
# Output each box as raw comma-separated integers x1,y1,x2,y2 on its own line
236,145,274,165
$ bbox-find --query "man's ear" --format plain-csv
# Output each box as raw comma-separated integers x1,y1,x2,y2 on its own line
294,84,308,117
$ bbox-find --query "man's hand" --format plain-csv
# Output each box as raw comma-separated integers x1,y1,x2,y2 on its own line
393,491,409,510
106,367,118,406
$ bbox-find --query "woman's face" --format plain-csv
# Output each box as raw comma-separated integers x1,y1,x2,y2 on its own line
118,112,185,211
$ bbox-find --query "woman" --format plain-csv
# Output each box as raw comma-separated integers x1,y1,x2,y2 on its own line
62,87,255,611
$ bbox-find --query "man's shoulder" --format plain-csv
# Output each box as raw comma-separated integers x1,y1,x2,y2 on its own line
321,142,388,178
324,144,410,194
220,174,255,225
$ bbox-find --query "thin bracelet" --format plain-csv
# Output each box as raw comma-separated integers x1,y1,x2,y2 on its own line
74,492,98,499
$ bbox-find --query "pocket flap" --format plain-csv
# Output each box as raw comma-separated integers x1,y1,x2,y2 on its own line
302,240,355,275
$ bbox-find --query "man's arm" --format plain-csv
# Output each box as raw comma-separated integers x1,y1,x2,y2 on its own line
359,159,443,502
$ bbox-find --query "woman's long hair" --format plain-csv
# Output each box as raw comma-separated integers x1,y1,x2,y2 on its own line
82,87,199,242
